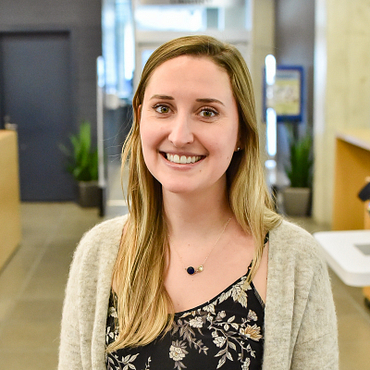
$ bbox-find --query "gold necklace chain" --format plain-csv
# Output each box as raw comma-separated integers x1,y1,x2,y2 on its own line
172,217,232,275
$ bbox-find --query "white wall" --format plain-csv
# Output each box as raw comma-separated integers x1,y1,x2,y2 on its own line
250,0,275,161
313,0,370,225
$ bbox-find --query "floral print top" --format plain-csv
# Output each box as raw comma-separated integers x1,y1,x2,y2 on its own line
105,265,265,370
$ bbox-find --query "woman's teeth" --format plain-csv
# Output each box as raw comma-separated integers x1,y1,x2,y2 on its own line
166,154,202,164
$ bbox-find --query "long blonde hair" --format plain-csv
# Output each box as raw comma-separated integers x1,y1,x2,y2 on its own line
108,35,281,352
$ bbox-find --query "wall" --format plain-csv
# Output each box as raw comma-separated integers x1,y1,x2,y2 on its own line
313,0,370,225
275,0,315,124
274,0,315,174
250,0,275,161
0,0,102,136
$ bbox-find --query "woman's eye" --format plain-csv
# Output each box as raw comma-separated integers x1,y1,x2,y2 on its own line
154,105,170,114
200,108,217,118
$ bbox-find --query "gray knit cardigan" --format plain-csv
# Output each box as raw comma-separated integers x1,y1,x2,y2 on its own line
58,216,338,369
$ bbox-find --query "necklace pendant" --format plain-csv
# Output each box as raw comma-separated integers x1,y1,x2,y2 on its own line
178,217,232,277
185,265,204,275
186,266,196,275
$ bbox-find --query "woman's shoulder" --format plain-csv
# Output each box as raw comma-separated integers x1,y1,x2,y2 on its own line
269,218,323,264
271,218,313,240
73,214,128,264
80,214,128,243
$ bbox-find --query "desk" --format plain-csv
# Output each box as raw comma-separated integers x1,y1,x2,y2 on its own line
332,129,370,230
0,130,21,270
314,230,370,287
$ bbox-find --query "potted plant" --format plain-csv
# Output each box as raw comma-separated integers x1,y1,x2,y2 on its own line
60,120,99,207
282,129,313,216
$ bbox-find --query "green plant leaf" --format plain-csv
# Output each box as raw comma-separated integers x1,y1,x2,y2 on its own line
285,128,313,188
59,120,98,182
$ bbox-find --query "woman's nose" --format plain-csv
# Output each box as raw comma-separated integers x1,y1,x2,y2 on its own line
168,113,194,147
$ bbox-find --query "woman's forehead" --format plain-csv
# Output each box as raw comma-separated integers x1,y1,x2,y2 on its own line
143,55,233,102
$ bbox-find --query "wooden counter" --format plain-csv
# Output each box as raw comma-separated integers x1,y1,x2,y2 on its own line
332,129,370,230
0,130,21,270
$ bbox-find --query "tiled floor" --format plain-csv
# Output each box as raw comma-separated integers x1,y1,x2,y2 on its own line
0,203,369,369
0,203,102,368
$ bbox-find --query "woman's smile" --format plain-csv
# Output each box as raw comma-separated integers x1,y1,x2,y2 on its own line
162,152,204,165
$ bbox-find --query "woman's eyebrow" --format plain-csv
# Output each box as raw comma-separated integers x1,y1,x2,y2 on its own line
196,98,225,106
150,94,174,100
149,95,225,106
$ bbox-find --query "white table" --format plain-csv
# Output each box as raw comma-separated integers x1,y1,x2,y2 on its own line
314,230,370,287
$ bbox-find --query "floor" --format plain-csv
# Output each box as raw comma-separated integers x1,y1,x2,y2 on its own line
0,203,102,368
0,203,369,369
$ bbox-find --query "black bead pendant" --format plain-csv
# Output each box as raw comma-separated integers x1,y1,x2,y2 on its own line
186,266,196,275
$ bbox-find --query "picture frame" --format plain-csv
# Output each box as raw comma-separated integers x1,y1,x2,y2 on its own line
264,65,304,122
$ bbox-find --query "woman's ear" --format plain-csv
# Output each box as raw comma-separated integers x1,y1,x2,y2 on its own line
234,124,243,152
136,104,142,123
235,137,243,152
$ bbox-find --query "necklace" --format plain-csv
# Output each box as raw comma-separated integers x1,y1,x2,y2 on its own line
172,217,232,275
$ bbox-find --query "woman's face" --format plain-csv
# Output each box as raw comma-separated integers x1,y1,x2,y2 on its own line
139,55,240,197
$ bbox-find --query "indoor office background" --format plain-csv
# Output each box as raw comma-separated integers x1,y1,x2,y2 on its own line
0,0,370,369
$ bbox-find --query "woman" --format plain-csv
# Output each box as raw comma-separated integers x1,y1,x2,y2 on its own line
59,35,338,370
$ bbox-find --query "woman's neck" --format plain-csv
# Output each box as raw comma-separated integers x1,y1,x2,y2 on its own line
163,188,233,241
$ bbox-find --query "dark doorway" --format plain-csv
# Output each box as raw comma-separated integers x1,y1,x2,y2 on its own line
0,32,75,201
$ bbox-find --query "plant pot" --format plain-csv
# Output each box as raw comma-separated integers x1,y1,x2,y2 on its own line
282,187,311,216
78,181,100,207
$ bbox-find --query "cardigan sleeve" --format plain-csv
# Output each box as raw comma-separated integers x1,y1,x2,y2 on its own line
58,237,85,370
263,220,339,370
290,253,339,369
58,216,126,370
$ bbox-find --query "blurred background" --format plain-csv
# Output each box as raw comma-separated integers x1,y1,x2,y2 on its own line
0,0,370,368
